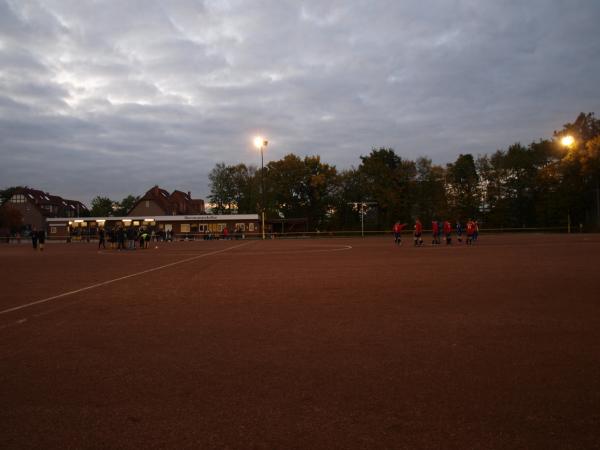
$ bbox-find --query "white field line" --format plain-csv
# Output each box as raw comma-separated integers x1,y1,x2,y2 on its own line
231,244,353,256
0,242,253,316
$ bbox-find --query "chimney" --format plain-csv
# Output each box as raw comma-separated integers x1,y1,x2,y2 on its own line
188,191,191,199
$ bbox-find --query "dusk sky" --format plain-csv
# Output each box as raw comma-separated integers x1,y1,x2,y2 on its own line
1,0,599,205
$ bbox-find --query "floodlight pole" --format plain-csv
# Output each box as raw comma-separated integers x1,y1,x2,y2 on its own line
259,140,268,240
261,144,265,240
360,203,365,237
596,177,600,226
348,201,377,238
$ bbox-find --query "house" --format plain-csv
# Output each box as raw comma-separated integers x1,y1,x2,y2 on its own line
1,187,88,231
127,186,205,217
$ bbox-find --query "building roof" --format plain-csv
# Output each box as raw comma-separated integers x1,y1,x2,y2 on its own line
128,186,205,215
6,187,88,217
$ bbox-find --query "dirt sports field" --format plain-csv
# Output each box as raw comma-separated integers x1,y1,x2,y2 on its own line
1,233,599,449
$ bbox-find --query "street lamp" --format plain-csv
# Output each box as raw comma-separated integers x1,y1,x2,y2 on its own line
561,135,575,148
562,135,600,228
254,136,268,240
560,135,576,233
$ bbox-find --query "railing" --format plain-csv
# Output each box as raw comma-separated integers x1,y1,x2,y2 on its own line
0,226,586,244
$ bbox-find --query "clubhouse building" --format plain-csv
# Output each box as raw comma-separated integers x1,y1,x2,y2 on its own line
3,185,306,240
45,185,264,240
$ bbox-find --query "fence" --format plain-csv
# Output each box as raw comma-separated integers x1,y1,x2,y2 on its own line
0,225,588,244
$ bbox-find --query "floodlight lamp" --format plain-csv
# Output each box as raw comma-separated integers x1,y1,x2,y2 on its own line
561,135,575,147
254,136,268,149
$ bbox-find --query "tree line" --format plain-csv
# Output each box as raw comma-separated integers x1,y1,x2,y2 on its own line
2,112,599,233
208,112,600,231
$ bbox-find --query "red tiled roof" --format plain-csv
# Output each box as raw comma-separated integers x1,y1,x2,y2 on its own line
128,186,205,215
8,187,89,217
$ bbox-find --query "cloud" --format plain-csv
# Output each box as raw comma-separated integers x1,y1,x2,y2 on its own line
0,0,599,205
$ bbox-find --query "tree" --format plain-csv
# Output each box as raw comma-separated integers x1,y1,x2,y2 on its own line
413,157,447,223
113,195,139,216
265,154,338,230
230,164,259,214
303,155,338,230
555,112,600,228
446,153,480,221
90,196,114,217
208,163,236,214
330,168,366,230
358,148,416,228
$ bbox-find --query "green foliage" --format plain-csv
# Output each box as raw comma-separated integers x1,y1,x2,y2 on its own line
266,154,339,229
358,148,416,226
90,196,114,217
208,163,259,214
203,112,600,231
446,153,479,220
113,195,139,216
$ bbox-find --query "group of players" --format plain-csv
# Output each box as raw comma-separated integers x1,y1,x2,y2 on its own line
393,219,479,246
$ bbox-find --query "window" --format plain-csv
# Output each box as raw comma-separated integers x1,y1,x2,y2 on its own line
51,227,57,234
10,194,26,203
249,223,255,232
145,200,150,208
235,223,246,232
180,224,190,233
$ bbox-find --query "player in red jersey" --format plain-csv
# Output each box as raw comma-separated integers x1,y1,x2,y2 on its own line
414,219,423,246
431,220,440,245
466,219,475,245
443,220,452,244
393,222,406,245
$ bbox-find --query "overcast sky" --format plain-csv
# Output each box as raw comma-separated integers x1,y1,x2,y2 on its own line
1,0,599,205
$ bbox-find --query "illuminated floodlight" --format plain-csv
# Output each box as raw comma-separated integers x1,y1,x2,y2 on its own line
254,136,268,149
144,218,154,222
74,219,84,223
561,135,575,147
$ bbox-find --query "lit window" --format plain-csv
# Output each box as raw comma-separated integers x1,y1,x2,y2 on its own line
10,194,26,203
180,224,190,233
145,200,150,208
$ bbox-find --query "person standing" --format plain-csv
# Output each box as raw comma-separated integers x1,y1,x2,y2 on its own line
98,228,106,250
466,219,475,245
455,220,463,244
37,228,45,251
393,222,405,245
414,219,423,246
117,226,125,250
31,227,38,250
127,226,136,250
431,220,440,245
443,220,452,245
